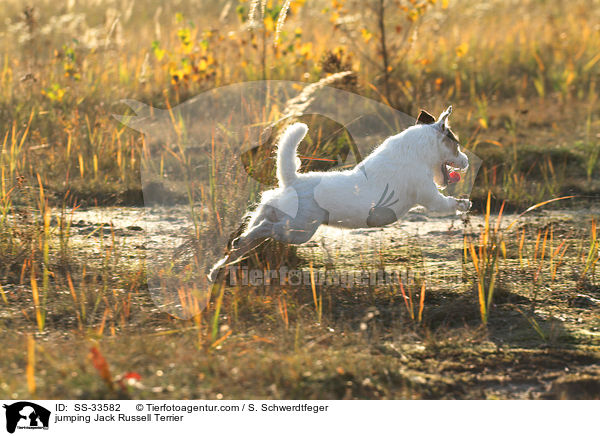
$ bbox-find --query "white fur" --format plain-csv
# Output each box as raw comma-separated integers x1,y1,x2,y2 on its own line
208,107,470,282
276,123,307,186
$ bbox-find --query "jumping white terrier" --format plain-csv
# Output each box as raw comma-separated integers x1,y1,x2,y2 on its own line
208,106,470,282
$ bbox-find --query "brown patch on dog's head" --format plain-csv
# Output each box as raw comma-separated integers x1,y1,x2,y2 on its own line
417,108,460,155
416,110,436,125
445,128,460,156
437,106,460,156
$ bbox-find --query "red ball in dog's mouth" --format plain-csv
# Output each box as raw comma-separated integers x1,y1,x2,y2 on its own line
448,171,461,184
442,163,462,185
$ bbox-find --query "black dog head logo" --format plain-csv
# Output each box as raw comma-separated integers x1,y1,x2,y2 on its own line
3,402,50,434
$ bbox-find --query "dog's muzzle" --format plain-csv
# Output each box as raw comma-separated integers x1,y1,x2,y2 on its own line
442,156,468,185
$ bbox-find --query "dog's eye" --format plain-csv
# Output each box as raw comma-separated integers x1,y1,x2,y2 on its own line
445,129,460,156
446,129,459,143
444,139,459,156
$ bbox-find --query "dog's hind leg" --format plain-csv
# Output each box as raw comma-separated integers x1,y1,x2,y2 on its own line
209,199,325,282
230,219,273,257
208,219,274,282
272,218,321,244
208,237,268,283
227,212,253,251
267,191,326,245
208,255,231,283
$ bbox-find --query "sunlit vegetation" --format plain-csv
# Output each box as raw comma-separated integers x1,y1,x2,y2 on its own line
0,0,598,399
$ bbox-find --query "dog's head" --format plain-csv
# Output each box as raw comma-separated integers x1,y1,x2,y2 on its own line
416,106,469,187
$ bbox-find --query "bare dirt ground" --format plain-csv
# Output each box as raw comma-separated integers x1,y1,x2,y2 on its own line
2,206,596,399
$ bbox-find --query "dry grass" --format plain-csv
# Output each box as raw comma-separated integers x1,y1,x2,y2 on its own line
0,0,599,399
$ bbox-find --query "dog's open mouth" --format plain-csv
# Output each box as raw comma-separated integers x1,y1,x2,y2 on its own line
441,162,461,185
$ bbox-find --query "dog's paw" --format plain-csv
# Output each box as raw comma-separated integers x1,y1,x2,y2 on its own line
230,237,241,250
208,256,229,283
207,266,221,283
456,198,471,212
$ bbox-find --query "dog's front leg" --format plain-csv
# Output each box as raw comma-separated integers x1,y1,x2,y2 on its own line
419,184,471,215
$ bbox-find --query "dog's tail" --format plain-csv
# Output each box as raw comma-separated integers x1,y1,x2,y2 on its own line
276,123,308,186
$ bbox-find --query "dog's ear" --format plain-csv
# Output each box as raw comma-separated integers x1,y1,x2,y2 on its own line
437,105,452,127
416,110,436,125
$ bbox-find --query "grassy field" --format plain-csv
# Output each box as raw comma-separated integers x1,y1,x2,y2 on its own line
0,0,599,399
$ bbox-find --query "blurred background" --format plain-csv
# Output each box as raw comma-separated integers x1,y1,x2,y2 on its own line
1,0,599,207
